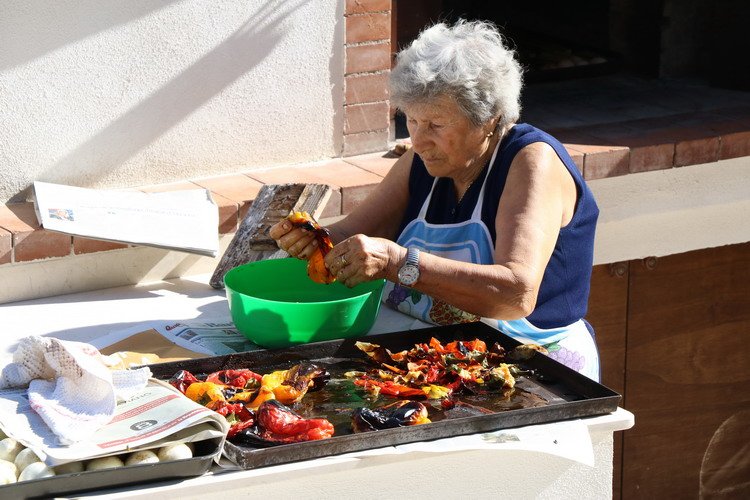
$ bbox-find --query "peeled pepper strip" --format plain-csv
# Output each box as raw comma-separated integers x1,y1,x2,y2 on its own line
246,386,276,410
286,211,335,284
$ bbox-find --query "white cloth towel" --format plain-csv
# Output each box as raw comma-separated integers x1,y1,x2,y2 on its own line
0,336,151,445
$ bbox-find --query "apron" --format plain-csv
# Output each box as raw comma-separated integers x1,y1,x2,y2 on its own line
382,143,600,381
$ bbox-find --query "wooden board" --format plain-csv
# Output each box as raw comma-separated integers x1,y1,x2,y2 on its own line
209,183,332,289
589,263,629,396
587,262,629,500
622,243,750,498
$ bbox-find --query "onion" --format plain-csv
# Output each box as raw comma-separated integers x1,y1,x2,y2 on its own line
157,443,193,461
0,459,17,484
86,455,124,471
14,447,40,474
54,460,85,475
125,450,159,466
0,438,24,462
18,462,55,481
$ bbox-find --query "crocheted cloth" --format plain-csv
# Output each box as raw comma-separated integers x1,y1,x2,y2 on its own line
0,336,151,445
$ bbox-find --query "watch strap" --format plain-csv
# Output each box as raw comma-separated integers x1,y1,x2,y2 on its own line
398,247,421,286
406,247,420,266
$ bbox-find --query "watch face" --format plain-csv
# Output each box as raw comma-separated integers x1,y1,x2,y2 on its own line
398,264,419,286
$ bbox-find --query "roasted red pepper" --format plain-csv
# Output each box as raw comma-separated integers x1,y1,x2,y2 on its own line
168,366,334,446
168,370,201,394
205,400,256,438
353,337,516,398
353,378,427,398
206,400,253,420
255,400,334,443
227,419,256,439
205,369,262,389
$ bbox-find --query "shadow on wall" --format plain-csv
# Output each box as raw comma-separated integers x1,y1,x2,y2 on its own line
0,0,179,71
29,0,308,195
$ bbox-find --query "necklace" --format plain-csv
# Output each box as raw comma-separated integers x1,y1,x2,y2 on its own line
450,129,504,215
456,174,479,204
451,173,481,215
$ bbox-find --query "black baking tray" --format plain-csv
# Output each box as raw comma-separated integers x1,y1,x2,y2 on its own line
146,322,621,470
0,438,221,500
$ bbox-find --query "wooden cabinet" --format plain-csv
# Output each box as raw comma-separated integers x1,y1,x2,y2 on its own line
588,263,628,499
588,242,750,499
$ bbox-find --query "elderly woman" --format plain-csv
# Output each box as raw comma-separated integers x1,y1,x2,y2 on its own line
270,20,600,380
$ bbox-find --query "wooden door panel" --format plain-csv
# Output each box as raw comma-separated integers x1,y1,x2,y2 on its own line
622,243,750,498
588,262,629,499
588,262,629,395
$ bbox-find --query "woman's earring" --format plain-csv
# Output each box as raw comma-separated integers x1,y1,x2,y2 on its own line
487,121,500,138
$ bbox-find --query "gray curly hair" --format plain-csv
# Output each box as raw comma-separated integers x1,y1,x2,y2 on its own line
390,20,524,128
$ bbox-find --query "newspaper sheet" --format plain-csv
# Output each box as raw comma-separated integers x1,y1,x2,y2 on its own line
33,181,220,257
92,318,261,360
90,307,425,361
0,379,229,466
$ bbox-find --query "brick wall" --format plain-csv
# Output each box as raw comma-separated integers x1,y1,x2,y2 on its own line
343,0,392,156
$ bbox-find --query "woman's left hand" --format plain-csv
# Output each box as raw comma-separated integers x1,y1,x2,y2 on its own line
324,234,398,288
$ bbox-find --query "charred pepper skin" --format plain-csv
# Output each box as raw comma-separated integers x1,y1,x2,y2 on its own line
352,400,431,432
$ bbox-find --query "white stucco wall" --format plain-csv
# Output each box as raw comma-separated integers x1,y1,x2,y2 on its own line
0,0,344,203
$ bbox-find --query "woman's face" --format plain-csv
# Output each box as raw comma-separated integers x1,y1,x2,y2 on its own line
403,95,492,180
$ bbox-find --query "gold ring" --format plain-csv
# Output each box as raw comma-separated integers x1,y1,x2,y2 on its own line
340,255,348,266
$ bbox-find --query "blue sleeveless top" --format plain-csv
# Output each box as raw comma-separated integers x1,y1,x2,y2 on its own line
397,123,599,330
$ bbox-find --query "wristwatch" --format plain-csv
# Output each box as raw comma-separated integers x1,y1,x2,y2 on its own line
397,247,420,287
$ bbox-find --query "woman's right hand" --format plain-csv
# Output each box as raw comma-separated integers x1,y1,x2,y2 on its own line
268,219,319,260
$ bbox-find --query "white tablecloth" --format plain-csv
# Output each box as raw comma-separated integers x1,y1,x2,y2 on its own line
0,274,634,499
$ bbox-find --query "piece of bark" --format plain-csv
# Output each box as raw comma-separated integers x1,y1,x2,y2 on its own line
209,183,332,288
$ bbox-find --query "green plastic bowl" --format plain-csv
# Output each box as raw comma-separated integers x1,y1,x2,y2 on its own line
224,258,385,349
